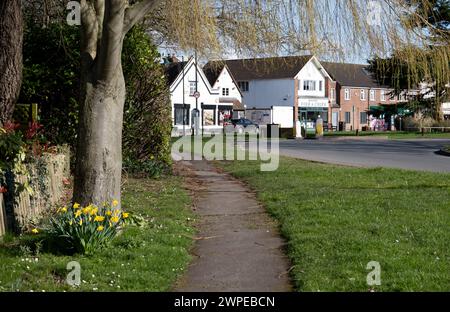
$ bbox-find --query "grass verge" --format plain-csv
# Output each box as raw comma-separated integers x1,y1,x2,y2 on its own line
216,157,450,291
0,176,194,292
324,131,450,139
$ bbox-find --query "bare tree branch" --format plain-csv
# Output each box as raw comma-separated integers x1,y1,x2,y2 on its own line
124,0,162,34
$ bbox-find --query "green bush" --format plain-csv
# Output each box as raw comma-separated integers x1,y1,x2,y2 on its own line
122,26,172,176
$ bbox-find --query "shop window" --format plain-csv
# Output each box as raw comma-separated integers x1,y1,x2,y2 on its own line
203,106,216,126
218,107,232,126
174,105,190,125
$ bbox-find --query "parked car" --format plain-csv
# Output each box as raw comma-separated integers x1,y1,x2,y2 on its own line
228,118,260,134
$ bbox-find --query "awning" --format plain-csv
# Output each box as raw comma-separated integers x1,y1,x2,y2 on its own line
369,105,384,111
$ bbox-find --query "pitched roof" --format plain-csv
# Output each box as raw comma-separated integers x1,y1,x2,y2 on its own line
321,62,388,88
206,55,313,81
164,61,188,86
203,64,222,87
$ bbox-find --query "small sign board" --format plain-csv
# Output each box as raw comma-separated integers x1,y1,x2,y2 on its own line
193,91,200,99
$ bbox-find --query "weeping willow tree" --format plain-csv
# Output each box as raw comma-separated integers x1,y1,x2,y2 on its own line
368,0,450,118
72,0,450,207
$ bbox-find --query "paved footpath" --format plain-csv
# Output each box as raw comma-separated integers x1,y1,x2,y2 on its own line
174,160,292,292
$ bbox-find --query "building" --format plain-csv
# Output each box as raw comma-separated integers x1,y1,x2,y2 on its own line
166,57,242,136
321,62,409,131
214,55,415,132
208,55,332,134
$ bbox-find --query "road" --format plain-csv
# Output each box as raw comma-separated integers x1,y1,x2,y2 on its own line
278,138,450,172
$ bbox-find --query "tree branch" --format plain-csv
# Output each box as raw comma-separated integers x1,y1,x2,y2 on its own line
123,0,162,34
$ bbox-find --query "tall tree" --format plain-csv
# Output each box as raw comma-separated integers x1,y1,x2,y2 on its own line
0,0,23,125
73,0,450,208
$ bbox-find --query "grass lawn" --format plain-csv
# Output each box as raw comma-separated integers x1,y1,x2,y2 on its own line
216,157,450,291
0,176,194,292
324,131,450,139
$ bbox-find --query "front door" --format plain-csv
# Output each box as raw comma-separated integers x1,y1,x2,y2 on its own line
332,112,339,128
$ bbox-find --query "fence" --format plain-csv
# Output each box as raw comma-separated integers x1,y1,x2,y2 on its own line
0,147,70,236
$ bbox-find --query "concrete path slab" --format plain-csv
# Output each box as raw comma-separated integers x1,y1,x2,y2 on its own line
174,160,292,292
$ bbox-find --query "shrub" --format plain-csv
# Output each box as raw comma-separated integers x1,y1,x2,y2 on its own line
122,26,172,176
43,201,130,255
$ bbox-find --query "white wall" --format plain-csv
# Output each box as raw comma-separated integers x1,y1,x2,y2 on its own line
242,79,295,109
212,67,242,101
272,106,294,128
296,60,326,98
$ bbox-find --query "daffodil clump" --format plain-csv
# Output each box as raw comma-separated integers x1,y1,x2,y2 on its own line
45,200,130,255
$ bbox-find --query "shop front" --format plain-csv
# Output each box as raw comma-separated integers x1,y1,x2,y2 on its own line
298,99,329,123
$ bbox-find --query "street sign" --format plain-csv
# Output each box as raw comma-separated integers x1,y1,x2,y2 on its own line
193,91,200,99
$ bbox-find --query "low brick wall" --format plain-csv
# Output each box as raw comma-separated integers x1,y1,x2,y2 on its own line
0,148,70,235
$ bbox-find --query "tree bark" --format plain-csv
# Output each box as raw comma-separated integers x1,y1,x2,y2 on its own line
74,0,160,208
0,0,23,125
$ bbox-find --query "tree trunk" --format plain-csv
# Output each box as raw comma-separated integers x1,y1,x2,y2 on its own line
0,0,23,125
73,65,126,207
73,0,160,208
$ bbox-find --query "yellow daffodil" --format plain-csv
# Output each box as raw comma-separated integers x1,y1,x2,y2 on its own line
112,200,119,207
69,220,73,226
122,212,129,219
74,210,82,218
82,207,92,215
90,207,98,216
31,228,39,234
79,219,83,226
106,210,112,216
94,216,105,222
59,206,68,213
73,203,80,209
111,216,119,223
97,225,104,232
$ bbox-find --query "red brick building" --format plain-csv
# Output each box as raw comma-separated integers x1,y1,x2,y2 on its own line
322,62,408,131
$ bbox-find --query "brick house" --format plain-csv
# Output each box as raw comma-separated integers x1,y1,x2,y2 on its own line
321,62,409,131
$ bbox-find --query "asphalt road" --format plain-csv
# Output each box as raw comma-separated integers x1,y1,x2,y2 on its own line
279,138,450,173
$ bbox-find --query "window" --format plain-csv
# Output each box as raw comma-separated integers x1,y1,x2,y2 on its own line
330,88,335,100
238,81,249,92
303,80,316,91
360,112,368,124
202,106,216,126
345,88,350,100
174,105,190,125
189,82,197,96
218,106,232,126
380,90,386,101
370,90,375,101
345,112,351,124
360,89,366,101
222,88,230,96
319,81,323,91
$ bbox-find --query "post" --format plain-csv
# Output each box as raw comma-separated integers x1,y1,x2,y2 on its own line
195,50,199,136
0,193,6,236
182,56,186,136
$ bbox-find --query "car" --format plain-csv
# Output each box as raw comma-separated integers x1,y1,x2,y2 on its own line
229,118,260,134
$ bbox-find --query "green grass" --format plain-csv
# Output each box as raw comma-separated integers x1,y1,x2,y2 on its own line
216,157,450,291
0,176,194,292
324,131,450,139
